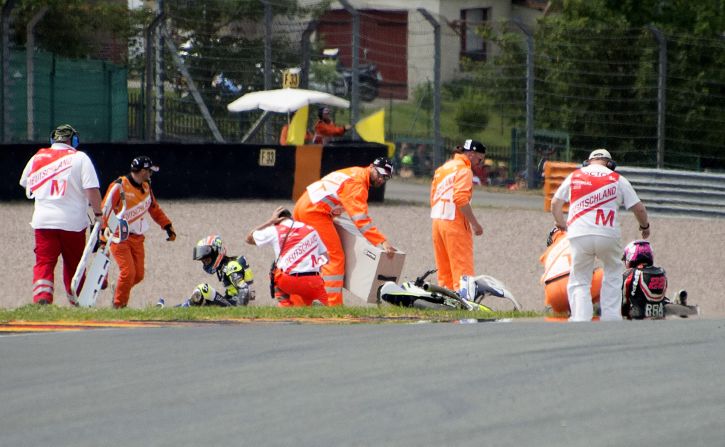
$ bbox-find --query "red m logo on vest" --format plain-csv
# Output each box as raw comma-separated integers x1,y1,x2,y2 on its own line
595,209,615,226
50,179,66,196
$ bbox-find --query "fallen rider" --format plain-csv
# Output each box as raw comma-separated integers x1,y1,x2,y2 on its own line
621,239,697,319
157,235,255,307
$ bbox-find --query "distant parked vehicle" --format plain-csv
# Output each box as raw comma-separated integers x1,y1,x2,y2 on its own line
309,48,382,102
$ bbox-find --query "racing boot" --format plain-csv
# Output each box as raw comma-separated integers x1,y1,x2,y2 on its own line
458,275,478,303
676,289,688,306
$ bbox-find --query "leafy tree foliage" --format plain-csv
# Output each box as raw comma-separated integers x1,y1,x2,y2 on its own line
11,0,138,62
163,0,321,112
474,0,725,168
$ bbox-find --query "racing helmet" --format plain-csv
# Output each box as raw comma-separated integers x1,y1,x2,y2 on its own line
623,240,653,268
193,235,226,274
373,156,394,178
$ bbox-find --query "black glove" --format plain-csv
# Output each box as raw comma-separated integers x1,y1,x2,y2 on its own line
93,232,107,253
164,224,176,242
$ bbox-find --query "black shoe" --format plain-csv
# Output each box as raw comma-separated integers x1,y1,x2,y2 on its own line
36,299,50,305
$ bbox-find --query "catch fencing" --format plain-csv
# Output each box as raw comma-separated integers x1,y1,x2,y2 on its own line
2,1,723,185
543,162,725,218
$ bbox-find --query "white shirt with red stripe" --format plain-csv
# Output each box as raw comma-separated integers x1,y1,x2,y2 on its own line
253,219,328,274
554,164,640,239
540,237,572,284
19,143,100,231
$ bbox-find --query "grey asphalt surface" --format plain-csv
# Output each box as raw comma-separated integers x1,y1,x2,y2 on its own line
385,179,544,210
2,320,724,447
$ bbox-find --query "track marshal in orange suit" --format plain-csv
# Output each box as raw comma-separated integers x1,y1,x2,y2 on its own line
430,140,485,291
293,157,396,306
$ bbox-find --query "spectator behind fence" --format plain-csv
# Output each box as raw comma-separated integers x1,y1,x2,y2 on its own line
312,107,351,145
19,124,103,305
399,143,415,178
413,144,433,176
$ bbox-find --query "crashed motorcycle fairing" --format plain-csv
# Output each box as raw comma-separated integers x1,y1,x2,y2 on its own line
378,272,522,312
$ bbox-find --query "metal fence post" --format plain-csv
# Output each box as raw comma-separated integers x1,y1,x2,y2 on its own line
339,0,359,138
26,6,48,141
648,25,667,169
144,10,165,142
154,0,164,142
1,0,18,143
300,19,317,89
513,19,535,189
418,8,442,167
262,0,272,141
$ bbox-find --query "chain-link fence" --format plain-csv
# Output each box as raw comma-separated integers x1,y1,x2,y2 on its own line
2,1,724,185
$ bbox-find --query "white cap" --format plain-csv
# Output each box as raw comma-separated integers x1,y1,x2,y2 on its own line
588,148,612,160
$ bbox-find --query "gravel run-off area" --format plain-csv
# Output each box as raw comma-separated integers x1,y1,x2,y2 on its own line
3,191,724,316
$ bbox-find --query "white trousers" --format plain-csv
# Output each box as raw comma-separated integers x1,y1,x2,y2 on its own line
567,235,624,322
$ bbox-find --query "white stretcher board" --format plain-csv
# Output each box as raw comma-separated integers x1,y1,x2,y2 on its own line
334,216,406,303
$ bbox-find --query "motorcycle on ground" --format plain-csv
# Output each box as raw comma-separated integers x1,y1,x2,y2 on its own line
377,269,522,312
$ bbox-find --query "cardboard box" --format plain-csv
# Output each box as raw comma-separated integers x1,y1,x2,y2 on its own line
334,216,406,303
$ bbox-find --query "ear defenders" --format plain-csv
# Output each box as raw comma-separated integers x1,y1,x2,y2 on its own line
50,127,80,148
582,158,616,170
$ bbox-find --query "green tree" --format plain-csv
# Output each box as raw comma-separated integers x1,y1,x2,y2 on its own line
12,0,138,61
474,0,725,168
163,0,321,110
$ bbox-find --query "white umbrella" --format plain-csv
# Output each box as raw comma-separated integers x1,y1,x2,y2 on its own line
227,88,349,113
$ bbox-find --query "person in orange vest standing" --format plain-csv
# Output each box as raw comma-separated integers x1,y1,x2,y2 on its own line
19,124,103,305
551,149,650,321
312,107,351,145
101,156,176,308
430,139,485,294
540,226,603,315
293,157,397,306
246,206,329,307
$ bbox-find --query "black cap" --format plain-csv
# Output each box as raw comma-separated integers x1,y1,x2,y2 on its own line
373,157,394,176
130,155,159,172
462,139,486,153
318,107,331,119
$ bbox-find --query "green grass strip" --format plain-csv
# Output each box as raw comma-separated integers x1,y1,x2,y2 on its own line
0,304,542,324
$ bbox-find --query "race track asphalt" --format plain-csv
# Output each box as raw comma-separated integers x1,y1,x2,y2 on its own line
1,319,723,447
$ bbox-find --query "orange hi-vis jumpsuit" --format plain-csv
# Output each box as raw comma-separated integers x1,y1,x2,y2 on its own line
539,230,603,314
312,120,346,145
293,166,387,306
102,176,171,308
430,153,475,291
